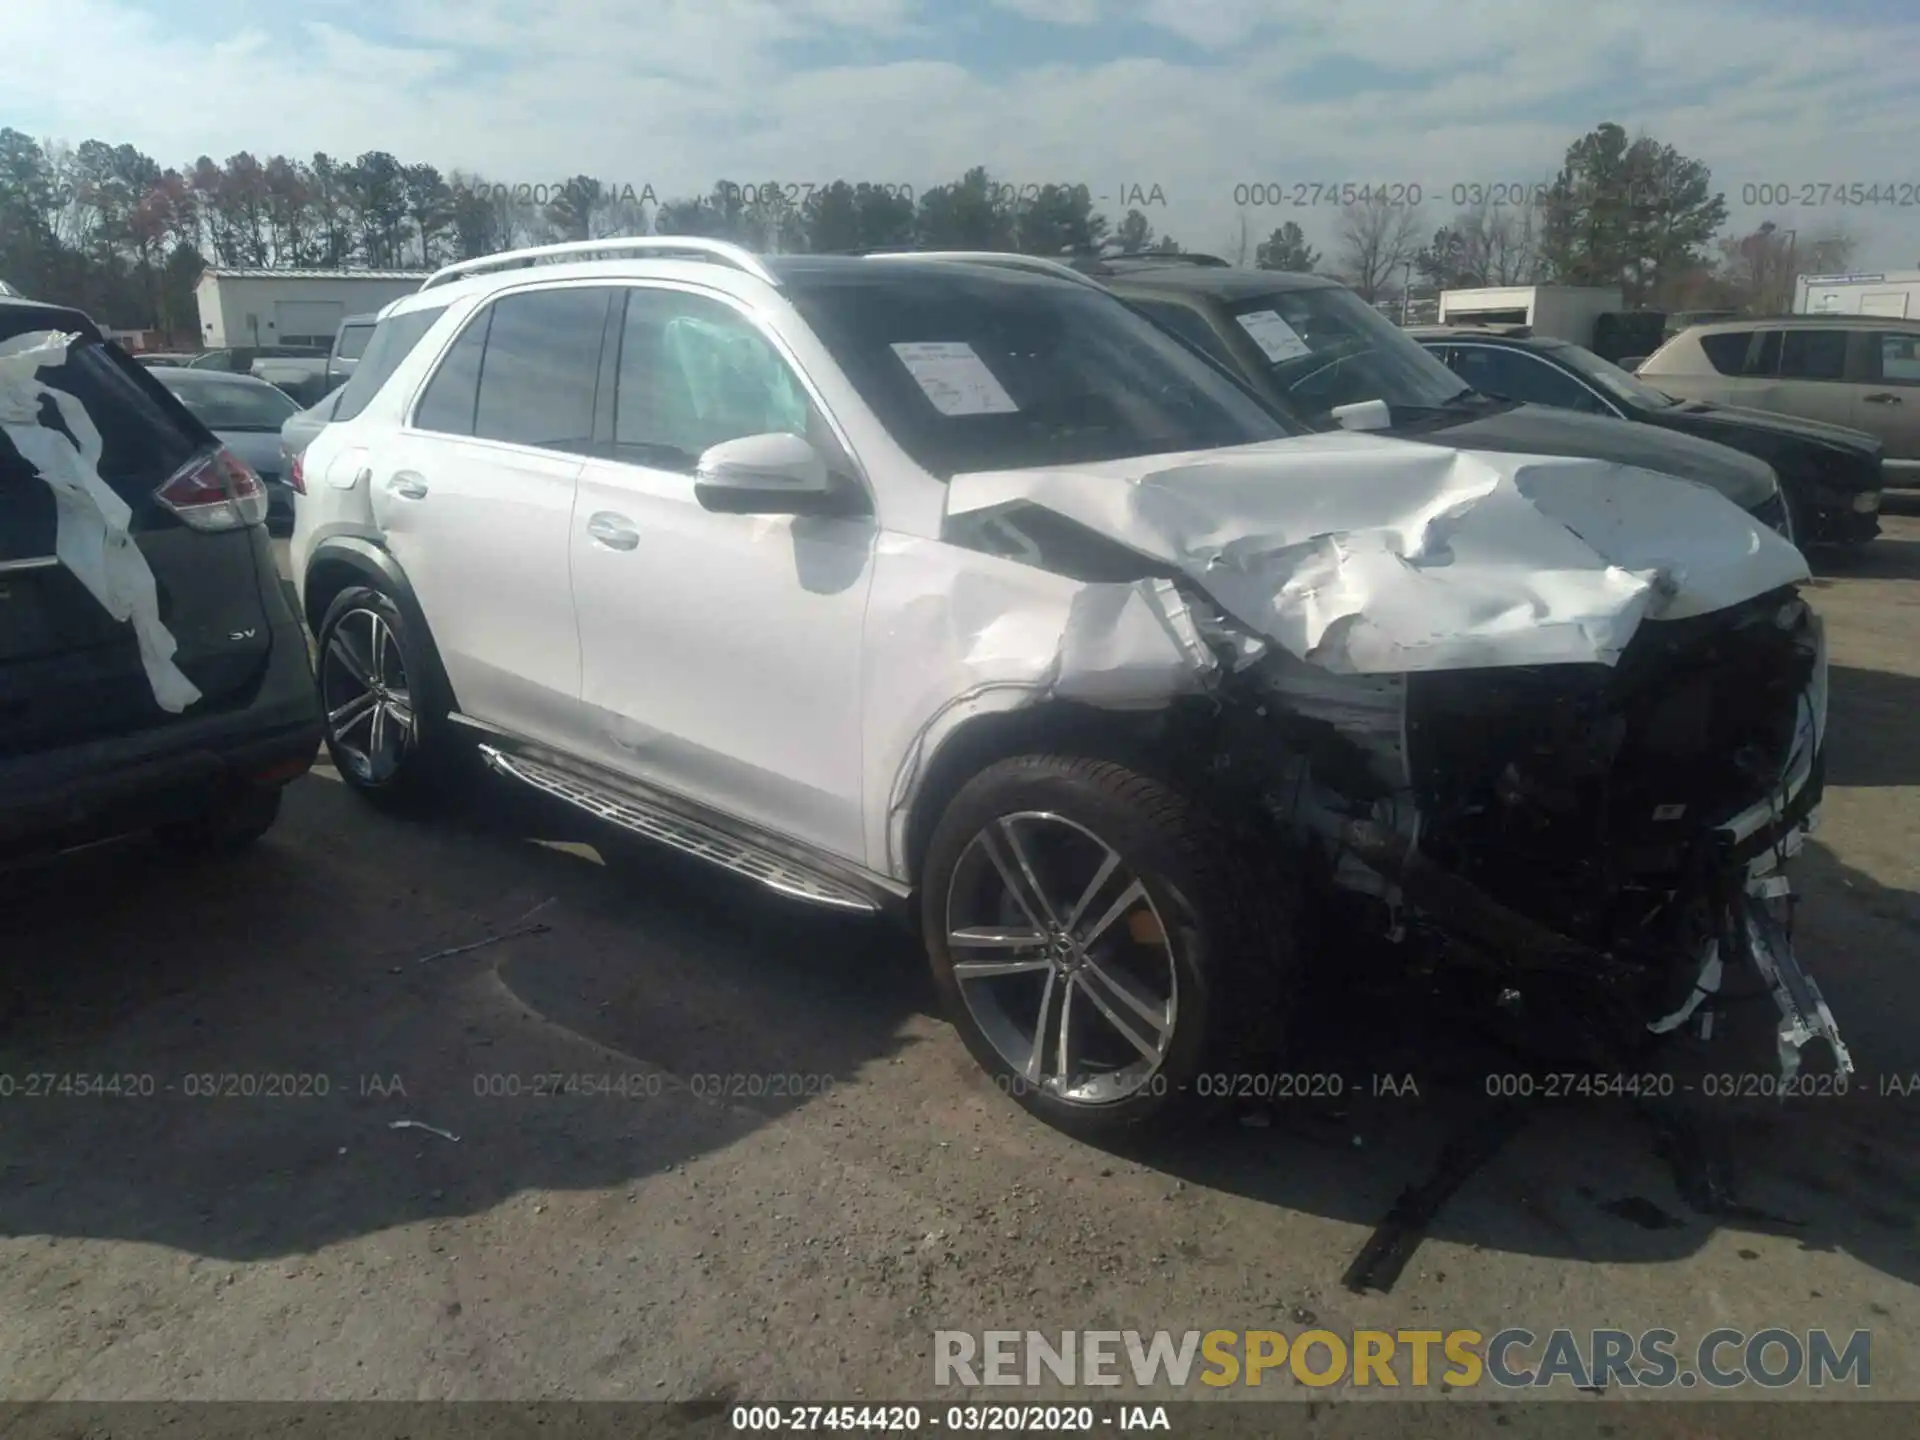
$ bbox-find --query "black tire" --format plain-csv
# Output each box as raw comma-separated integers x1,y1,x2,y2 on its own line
314,584,452,809
158,783,283,851
921,754,1300,1140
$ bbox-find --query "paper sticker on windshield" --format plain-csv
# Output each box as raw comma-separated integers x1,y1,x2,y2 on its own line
1235,310,1312,364
890,342,1019,416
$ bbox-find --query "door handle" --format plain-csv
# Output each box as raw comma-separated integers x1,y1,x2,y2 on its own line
386,472,429,499
1863,392,1902,403
587,511,640,550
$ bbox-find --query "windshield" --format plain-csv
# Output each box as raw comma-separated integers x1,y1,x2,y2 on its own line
155,373,300,431
789,268,1291,478
1548,341,1679,408
1227,287,1472,424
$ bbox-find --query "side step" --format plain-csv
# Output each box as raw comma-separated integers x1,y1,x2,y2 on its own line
477,744,879,913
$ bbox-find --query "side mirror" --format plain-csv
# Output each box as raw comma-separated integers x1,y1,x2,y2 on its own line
1330,398,1392,432
693,432,859,517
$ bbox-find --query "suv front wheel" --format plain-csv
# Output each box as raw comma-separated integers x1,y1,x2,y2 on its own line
315,585,447,807
921,754,1298,1138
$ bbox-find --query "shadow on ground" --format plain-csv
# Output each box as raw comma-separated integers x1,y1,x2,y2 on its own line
0,770,931,1266
1,716,1916,1292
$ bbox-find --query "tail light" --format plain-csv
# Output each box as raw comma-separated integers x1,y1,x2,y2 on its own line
155,447,269,531
287,447,306,494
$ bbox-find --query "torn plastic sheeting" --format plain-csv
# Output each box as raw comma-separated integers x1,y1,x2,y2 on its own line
0,330,201,712
945,433,1811,675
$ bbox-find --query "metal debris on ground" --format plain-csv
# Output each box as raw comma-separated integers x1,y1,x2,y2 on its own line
389,1119,460,1143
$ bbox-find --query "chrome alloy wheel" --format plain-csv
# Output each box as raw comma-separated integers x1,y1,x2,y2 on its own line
944,811,1178,1104
321,607,416,783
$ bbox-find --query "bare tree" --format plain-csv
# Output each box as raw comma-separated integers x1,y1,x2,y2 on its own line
1716,220,1857,313
1222,208,1251,266
1476,198,1541,284
1334,194,1423,301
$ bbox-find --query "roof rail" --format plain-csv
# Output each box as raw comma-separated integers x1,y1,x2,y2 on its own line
862,250,1110,292
1100,252,1231,268
419,237,778,292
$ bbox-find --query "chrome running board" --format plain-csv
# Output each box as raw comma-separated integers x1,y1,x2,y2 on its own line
476,743,880,913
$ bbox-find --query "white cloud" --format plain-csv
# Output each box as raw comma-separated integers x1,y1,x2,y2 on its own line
990,0,1103,24
0,0,1914,267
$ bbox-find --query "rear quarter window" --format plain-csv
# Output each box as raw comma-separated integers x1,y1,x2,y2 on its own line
330,304,450,422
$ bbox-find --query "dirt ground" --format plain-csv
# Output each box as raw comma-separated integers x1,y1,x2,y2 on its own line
1,516,1917,1413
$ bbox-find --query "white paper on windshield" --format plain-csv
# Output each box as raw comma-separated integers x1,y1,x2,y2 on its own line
890,342,1019,416
1235,309,1312,364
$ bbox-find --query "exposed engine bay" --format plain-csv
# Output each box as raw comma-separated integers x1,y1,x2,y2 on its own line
924,436,1855,1082
1182,581,1847,1082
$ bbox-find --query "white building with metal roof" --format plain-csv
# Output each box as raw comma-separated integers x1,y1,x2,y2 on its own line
193,267,433,349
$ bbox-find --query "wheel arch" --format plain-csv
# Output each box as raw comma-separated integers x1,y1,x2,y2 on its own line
302,535,460,711
900,700,1175,888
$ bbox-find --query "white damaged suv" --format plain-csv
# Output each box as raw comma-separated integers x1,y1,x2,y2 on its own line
292,240,1847,1137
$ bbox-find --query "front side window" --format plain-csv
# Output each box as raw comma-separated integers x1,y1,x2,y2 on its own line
612,289,815,470
1446,346,1607,413
788,268,1289,478
1548,342,1675,409
471,287,611,452
1778,329,1848,381
1874,332,1920,384
331,304,449,422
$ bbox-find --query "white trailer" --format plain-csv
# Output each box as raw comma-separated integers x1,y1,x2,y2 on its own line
1794,270,1920,319
1436,285,1624,344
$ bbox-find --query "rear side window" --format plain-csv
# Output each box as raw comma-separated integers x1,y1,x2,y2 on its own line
335,323,375,361
414,309,492,436
472,288,610,451
331,304,449,422
1447,346,1608,414
1697,331,1752,375
1778,329,1848,381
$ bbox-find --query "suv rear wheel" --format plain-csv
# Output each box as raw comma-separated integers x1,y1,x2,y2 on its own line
921,754,1298,1138
315,586,447,807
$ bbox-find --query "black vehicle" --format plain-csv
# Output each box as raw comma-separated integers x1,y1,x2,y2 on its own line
1410,326,1883,545
1084,259,1797,541
0,295,321,860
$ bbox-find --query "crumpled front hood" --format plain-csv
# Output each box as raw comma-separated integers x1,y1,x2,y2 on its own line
945,432,1811,676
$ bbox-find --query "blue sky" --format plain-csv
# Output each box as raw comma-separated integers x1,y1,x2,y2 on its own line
3,0,1916,269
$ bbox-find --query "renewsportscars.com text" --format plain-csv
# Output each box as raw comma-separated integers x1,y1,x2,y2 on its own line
933,1328,1871,1390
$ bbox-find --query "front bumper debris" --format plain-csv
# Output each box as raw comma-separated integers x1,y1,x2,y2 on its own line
1738,883,1854,1082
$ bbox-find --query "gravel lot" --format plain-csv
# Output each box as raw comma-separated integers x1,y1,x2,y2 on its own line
2,516,1917,1409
